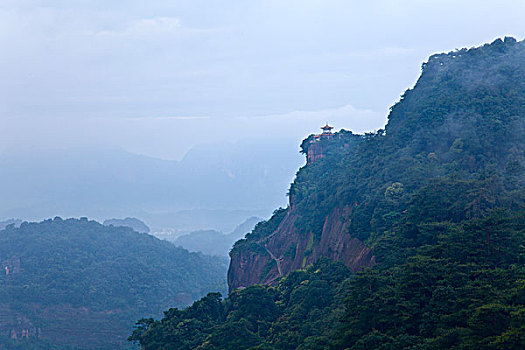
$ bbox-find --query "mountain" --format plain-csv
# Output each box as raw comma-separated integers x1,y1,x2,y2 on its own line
130,38,525,349
0,139,302,230
228,36,525,290
146,209,263,235
229,216,263,241
0,218,228,349
174,216,261,256
104,217,150,233
174,229,227,256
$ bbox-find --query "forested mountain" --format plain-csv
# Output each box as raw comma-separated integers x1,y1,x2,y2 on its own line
130,38,525,349
0,218,227,349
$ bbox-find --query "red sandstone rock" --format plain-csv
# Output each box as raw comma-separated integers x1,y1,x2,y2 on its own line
228,205,375,291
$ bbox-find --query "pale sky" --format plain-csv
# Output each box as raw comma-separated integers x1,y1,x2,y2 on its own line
1,0,524,159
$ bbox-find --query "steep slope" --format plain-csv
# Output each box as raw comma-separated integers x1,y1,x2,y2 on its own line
228,36,525,290
228,205,374,289
0,218,227,349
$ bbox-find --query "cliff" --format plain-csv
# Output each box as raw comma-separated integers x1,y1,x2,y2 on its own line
229,130,374,290
229,205,374,290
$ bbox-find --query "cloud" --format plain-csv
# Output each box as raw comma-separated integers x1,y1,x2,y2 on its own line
121,116,211,121
357,46,416,58
2,0,525,162
0,104,386,160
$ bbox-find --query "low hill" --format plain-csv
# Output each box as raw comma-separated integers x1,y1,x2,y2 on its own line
0,218,227,349
174,216,261,256
103,217,150,233
174,229,227,256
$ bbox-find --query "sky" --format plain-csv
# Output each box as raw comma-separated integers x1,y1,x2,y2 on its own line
1,0,524,160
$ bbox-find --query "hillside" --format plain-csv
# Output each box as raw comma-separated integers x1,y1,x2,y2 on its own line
130,38,525,349
0,218,227,349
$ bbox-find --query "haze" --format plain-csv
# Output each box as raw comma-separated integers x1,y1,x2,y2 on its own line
0,0,524,228
1,0,523,159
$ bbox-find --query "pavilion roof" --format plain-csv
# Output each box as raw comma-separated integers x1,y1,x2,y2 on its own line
321,123,334,131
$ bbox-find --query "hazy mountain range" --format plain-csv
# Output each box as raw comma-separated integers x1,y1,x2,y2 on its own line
173,216,261,256
0,138,303,232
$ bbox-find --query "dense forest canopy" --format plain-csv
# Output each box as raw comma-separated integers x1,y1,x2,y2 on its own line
0,218,227,349
130,38,525,349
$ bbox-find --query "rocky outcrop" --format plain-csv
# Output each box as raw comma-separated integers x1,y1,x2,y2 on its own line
228,205,374,291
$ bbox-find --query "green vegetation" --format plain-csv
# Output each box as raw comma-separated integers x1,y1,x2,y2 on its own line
0,218,227,349
130,203,524,349
129,260,351,349
232,208,288,255
131,38,525,349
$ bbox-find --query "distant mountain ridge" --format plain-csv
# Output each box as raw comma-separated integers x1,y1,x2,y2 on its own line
104,217,150,233
174,216,261,256
0,139,303,229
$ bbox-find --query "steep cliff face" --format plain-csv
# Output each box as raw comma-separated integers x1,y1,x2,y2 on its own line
228,204,374,290
229,129,371,291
